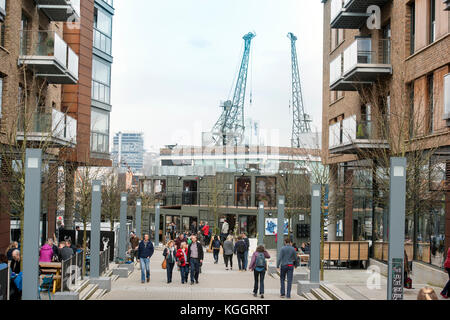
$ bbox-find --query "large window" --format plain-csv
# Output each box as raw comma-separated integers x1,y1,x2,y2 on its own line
235,177,251,207
92,57,111,104
90,108,110,153
429,0,436,44
93,7,112,55
409,3,415,55
255,177,276,208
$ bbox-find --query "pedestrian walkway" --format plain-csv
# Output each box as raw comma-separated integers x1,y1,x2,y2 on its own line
101,247,304,300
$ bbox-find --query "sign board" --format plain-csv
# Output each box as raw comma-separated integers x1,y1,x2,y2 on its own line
265,218,288,236
391,258,404,300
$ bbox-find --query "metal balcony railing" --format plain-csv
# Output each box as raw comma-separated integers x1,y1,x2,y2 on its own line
36,0,80,22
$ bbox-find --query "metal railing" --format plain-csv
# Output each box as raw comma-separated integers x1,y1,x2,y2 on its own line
343,38,391,75
20,30,67,67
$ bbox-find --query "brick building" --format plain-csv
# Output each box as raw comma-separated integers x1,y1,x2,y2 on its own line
321,0,450,269
0,0,114,253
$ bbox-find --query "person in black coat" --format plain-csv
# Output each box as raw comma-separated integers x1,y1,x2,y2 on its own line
187,235,204,285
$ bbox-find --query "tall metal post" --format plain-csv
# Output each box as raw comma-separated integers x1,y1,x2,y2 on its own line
22,149,42,300
154,203,160,247
90,180,102,278
310,184,321,284
276,196,285,266
136,198,142,238
257,202,265,245
118,192,128,261
387,157,407,300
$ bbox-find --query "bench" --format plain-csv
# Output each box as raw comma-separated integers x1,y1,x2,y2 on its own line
39,262,62,293
322,241,369,269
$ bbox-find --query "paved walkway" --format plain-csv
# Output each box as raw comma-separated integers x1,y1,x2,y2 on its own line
101,248,303,300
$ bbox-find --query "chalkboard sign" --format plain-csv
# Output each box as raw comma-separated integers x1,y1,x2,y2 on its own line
391,258,404,300
77,230,115,262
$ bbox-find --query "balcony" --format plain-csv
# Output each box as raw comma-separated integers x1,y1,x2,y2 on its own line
35,0,80,22
330,0,389,29
445,0,450,11
328,116,389,154
17,109,77,148
0,0,5,22
330,38,392,91
19,30,79,84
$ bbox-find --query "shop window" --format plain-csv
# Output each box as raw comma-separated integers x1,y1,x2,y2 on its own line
255,177,276,208
235,177,251,207
182,180,197,205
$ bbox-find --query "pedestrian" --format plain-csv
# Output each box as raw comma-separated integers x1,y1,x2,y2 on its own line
190,221,197,234
10,249,20,274
242,233,250,271
277,238,298,299
249,245,270,299
163,240,176,284
202,222,210,246
5,242,18,261
221,219,229,243
211,235,221,264
129,232,140,264
440,247,450,299
175,233,185,251
60,240,74,261
187,235,203,285
234,236,247,271
39,238,55,263
223,235,234,271
9,250,22,301
137,233,154,284
417,287,439,300
176,242,189,284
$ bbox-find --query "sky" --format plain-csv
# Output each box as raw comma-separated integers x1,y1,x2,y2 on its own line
110,0,324,152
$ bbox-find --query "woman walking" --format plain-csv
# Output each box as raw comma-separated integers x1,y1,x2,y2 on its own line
440,247,450,299
163,240,176,283
211,236,221,264
223,235,234,270
249,245,270,298
176,242,189,284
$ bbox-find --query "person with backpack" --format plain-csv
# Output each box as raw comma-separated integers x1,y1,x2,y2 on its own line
249,245,270,299
223,235,234,270
234,236,247,271
211,235,221,264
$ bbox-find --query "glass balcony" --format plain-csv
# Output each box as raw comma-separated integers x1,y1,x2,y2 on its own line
0,0,5,21
330,0,389,29
328,116,388,154
17,109,77,148
35,0,80,22
330,38,391,91
19,30,79,84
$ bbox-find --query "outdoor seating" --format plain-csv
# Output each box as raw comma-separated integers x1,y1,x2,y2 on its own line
39,262,62,293
38,274,54,300
322,241,369,269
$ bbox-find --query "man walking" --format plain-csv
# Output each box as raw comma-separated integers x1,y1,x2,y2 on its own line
220,219,229,243
277,238,298,299
234,236,247,271
187,235,203,285
137,234,154,283
242,233,250,271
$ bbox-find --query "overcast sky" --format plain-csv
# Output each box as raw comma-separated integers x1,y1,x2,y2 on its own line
110,0,324,152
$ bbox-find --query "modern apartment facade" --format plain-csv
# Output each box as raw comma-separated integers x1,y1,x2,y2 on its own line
0,0,114,252
112,132,145,173
321,0,450,269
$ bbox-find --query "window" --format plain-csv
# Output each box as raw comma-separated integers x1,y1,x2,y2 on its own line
90,108,110,153
410,3,415,54
0,77,3,118
428,74,434,134
93,7,112,55
429,0,436,44
0,21,5,47
92,57,111,104
409,83,415,138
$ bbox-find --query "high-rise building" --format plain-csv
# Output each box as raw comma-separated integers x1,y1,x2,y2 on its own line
112,132,145,173
0,0,115,252
321,0,449,270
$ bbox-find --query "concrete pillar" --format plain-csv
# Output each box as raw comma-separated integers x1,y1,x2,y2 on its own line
136,198,142,239
276,196,285,266
257,202,264,245
344,168,353,241
118,193,128,261
47,163,58,238
155,203,160,247
250,175,256,207
22,149,42,300
310,184,321,284
90,180,102,278
328,164,338,241
64,164,76,230
387,157,406,300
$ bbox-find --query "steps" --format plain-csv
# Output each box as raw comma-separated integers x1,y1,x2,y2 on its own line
79,284,99,300
88,288,107,300
311,288,333,300
302,292,318,300
319,283,354,300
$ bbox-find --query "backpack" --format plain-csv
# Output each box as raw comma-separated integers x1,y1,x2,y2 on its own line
237,241,246,254
255,252,266,269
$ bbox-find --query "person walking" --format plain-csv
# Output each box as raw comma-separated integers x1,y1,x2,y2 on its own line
221,219,229,243
176,242,189,284
249,245,270,299
163,240,176,283
202,222,210,246
242,233,250,271
137,234,154,284
234,236,247,271
5,242,18,261
175,233,185,251
277,238,298,299
223,235,234,270
187,235,203,285
129,232,140,264
211,235,221,264
440,247,450,299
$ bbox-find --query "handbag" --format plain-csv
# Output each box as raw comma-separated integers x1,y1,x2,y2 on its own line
162,258,167,269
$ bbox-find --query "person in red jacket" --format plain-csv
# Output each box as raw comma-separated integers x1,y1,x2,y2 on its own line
176,242,189,284
440,247,450,299
202,222,210,246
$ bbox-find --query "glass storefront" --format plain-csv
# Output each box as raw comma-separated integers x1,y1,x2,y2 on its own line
235,177,251,207
255,176,276,208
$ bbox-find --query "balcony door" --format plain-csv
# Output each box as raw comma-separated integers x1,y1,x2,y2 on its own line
355,37,372,64
382,23,391,64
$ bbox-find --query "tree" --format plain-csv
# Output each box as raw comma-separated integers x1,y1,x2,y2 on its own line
101,168,121,231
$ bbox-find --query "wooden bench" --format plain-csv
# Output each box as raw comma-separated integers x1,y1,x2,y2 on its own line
322,241,369,269
39,262,62,293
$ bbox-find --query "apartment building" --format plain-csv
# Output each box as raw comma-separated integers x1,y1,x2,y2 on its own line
0,0,114,252
321,0,450,269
